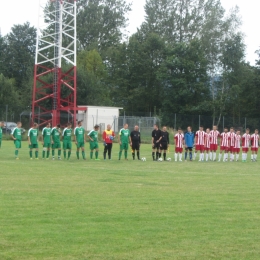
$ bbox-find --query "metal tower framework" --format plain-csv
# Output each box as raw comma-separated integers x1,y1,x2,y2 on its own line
32,0,84,127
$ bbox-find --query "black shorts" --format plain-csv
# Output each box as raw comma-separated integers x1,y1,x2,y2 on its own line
152,142,160,150
132,142,140,150
160,142,168,150
185,147,193,152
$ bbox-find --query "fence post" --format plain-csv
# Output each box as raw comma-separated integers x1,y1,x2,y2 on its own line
123,111,126,125
174,113,176,131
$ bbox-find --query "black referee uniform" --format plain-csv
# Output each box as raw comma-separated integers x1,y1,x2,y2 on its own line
130,130,141,160
160,131,169,160
152,129,162,160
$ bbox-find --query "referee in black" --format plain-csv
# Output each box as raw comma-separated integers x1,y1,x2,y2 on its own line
160,126,169,161
130,125,141,160
152,124,162,161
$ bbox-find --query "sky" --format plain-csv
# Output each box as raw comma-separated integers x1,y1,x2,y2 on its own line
0,0,259,65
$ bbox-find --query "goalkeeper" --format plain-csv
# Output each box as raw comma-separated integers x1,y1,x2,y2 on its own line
102,124,115,160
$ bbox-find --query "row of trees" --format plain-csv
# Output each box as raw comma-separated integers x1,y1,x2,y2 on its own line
0,0,260,126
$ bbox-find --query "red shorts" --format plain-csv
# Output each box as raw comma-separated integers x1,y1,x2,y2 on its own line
175,147,183,153
229,146,235,152
196,145,205,151
204,147,210,152
251,147,258,152
234,148,240,153
210,144,218,151
220,146,229,151
242,148,249,152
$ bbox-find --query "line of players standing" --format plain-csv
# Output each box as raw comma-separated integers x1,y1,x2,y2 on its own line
152,125,259,162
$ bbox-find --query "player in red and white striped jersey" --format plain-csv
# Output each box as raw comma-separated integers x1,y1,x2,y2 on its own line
210,125,220,161
204,128,211,162
251,129,259,162
219,127,229,162
242,128,251,162
194,126,206,161
228,127,236,161
234,130,241,162
174,128,184,162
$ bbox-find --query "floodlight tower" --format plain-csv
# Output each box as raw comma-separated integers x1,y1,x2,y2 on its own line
32,0,81,127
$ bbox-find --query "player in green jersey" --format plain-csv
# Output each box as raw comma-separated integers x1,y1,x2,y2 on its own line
51,124,62,160
11,122,22,159
28,123,39,159
0,121,3,148
74,121,86,160
118,123,131,160
62,122,72,160
42,122,51,159
88,124,100,160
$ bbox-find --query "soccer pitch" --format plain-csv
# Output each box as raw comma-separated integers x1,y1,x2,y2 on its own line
1,141,260,260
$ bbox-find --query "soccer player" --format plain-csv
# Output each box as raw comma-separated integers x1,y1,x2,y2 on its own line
228,127,236,162
160,126,169,161
251,129,259,162
118,123,131,160
74,121,86,160
219,127,229,162
130,125,141,160
209,125,220,161
184,126,194,161
152,124,162,161
28,123,39,159
204,128,211,162
102,124,115,160
11,122,22,159
174,128,184,162
194,126,206,161
42,122,51,159
62,123,72,160
0,121,3,148
242,128,251,162
88,124,100,160
51,124,62,160
234,130,241,162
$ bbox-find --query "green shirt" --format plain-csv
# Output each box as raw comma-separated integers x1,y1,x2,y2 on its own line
63,128,72,142
12,127,22,141
119,128,130,143
28,128,38,144
42,127,51,143
88,130,98,142
0,127,2,139
74,127,85,142
51,127,61,143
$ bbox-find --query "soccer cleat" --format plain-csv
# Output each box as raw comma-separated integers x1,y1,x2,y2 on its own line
52,157,55,160
95,159,100,161
30,158,33,160
16,157,19,160
35,158,39,160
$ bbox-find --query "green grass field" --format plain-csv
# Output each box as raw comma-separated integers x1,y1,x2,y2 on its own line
1,141,260,260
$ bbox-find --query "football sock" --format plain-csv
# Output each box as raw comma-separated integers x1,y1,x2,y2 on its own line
218,154,222,161
163,153,166,160
29,151,32,158
213,152,216,161
206,153,209,161
236,154,239,160
201,153,204,161
68,151,71,159
82,151,85,159
104,152,106,159
185,152,187,160
189,152,192,160
209,152,212,160
63,151,66,159
156,152,159,160
137,151,140,159
35,151,38,158
95,151,98,159
179,153,182,161
90,152,93,159
76,151,79,159
152,152,155,160
119,151,122,160
42,151,45,158
194,152,197,160
58,150,61,157
175,153,178,161
132,152,135,159
52,150,55,157
47,150,50,158
124,151,127,159
251,154,253,160
15,150,18,157
254,154,257,160
158,153,161,158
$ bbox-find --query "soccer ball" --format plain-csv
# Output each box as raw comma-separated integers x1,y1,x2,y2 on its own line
167,158,172,162
141,157,146,162
158,158,163,162
109,136,114,140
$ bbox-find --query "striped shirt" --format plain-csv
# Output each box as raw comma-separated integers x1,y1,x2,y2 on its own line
228,132,236,146
234,134,241,149
204,133,210,148
251,134,259,148
210,130,220,145
195,131,205,145
220,132,229,147
174,133,184,148
242,134,251,148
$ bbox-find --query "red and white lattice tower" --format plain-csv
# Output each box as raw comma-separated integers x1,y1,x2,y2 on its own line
32,0,84,127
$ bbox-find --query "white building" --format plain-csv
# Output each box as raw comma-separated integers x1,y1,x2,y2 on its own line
77,106,123,132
